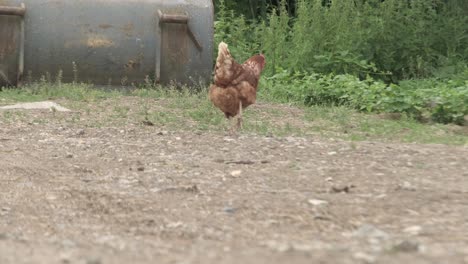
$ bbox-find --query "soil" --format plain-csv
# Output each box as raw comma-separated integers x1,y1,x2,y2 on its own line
1,98,467,264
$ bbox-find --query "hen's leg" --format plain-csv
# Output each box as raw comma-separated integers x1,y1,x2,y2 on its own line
237,101,243,130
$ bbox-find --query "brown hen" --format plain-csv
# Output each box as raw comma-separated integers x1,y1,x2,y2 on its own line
209,42,266,130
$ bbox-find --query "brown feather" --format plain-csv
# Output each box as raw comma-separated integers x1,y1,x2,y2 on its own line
209,42,266,118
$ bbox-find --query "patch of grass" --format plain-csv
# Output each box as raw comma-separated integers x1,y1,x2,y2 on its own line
1,83,466,145
303,105,467,145
0,89,44,105
262,71,468,125
0,83,117,104
112,106,130,119
187,100,224,130
1,110,27,124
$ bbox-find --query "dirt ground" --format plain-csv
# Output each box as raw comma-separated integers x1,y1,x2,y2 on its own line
1,98,467,264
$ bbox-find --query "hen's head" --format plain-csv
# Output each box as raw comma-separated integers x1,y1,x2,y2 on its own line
245,54,266,76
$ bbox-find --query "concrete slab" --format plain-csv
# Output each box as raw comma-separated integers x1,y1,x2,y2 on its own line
0,101,71,112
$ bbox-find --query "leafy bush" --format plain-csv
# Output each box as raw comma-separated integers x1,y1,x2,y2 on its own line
214,0,262,62
215,0,468,125
216,0,467,81
263,71,468,125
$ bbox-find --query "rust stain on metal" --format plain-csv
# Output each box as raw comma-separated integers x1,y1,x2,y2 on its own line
120,23,135,37
64,40,80,49
124,60,140,70
86,35,115,48
121,23,134,32
99,24,113,29
124,52,144,71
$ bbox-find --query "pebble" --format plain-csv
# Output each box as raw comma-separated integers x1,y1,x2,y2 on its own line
230,170,242,177
403,225,422,236
353,252,376,263
392,240,420,252
397,181,416,191
223,207,237,214
62,239,76,248
353,224,390,240
86,257,102,264
307,199,328,206
76,129,85,136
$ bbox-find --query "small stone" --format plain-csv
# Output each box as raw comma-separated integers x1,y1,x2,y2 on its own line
262,240,290,252
62,239,76,248
291,243,315,252
403,225,422,236
331,185,355,193
137,167,145,172
66,153,73,158
141,120,154,126
307,199,328,206
60,252,72,264
327,151,337,156
353,224,390,240
397,181,416,191
230,170,242,177
86,257,102,264
223,207,237,214
392,240,420,252
353,252,376,263
46,194,58,201
166,221,184,229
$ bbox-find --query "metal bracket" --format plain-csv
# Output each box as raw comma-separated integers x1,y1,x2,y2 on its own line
157,10,202,51
0,4,26,16
155,10,202,83
0,3,26,87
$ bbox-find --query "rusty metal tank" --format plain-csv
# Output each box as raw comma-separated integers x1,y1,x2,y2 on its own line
0,0,214,87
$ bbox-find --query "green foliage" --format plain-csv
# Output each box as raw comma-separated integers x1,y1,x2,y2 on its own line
214,0,262,62
0,80,115,103
213,0,294,20
215,0,467,81
260,0,290,75
214,0,467,125
1,81,466,144
263,70,468,125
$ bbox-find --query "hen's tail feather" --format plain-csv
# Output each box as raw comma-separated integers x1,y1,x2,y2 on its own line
214,42,236,87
